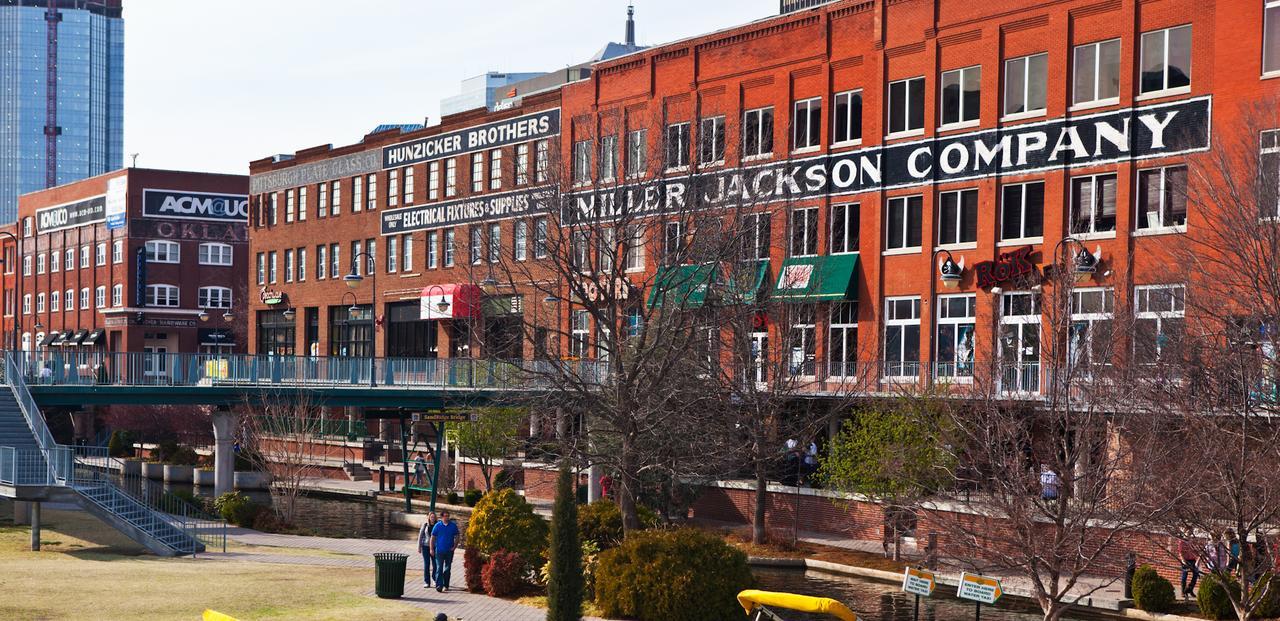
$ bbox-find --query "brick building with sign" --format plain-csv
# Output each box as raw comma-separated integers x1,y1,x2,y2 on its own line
1,168,249,358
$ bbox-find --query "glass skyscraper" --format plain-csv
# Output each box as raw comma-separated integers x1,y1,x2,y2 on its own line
0,0,123,223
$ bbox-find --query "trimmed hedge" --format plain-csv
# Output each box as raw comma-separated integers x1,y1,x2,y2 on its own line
595,529,753,621
1131,565,1176,613
467,489,548,565
481,549,525,597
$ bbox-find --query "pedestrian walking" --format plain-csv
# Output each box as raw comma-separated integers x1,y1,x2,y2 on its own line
1226,529,1241,574
430,510,461,592
414,453,427,487
417,511,438,587
1178,538,1201,598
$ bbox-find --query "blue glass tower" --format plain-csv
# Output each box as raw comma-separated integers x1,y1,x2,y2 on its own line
0,1,123,223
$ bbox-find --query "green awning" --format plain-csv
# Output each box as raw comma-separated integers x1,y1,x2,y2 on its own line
718,260,770,305
646,263,717,308
772,253,859,301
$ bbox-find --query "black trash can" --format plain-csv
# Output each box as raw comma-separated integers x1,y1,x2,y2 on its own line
373,552,409,598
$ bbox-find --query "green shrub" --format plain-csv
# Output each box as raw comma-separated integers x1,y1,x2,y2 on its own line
464,546,487,593
481,549,526,597
1199,575,1239,620
154,440,180,463
446,491,460,505
464,489,483,507
168,446,200,466
595,528,753,621
1131,565,1176,613
542,540,600,599
467,488,548,565
212,491,260,527
1255,576,1280,618
578,500,624,549
107,430,134,457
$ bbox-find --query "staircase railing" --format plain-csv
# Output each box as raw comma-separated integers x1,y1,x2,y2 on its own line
1,352,67,484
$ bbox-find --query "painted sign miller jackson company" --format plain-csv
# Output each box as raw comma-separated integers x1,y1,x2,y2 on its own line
380,97,1210,235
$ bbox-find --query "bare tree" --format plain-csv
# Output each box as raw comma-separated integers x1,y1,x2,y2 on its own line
238,389,324,524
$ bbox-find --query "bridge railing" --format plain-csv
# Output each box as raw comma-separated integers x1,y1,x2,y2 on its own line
9,351,609,390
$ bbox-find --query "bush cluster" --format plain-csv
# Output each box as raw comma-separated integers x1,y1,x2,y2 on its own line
464,547,486,593
467,488,548,565
1131,565,1176,613
446,491,460,505
594,529,753,621
107,430,134,457
1198,575,1280,620
481,550,526,597
213,491,260,527
464,489,483,507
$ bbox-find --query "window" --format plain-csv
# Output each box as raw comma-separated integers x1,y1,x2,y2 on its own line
429,161,441,199
832,90,863,145
535,140,550,183
269,251,278,283
488,223,501,263
787,305,817,376
36,253,44,274
318,181,328,217
885,195,923,251
79,288,88,310
1140,25,1192,95
666,122,690,169
1001,181,1045,241
404,166,417,204
256,252,265,284
888,77,925,135
298,186,308,220
353,175,364,212
111,239,122,264
571,231,590,272
1263,129,1280,218
937,188,979,246
515,144,530,185
401,234,413,272
626,130,647,177
936,294,976,378
663,221,683,262
198,242,233,266
349,241,361,276
141,240,178,263
1000,291,1042,392
829,301,858,377
600,136,618,180
444,229,456,267
22,294,30,314
1003,53,1048,117
387,236,398,273
50,291,58,312
489,149,503,190
64,248,73,271
598,227,616,274
1070,173,1118,235
330,243,340,278
1073,39,1121,106
570,310,590,359
514,221,528,261
625,224,645,271
22,217,31,237
792,97,822,151
1069,288,1115,370
198,287,232,309
109,285,119,308
1267,0,1280,75
366,173,377,210
64,289,73,311
743,107,775,158
317,245,327,279
1137,166,1188,230
269,192,279,225
50,251,59,273
940,66,981,127
445,159,458,197
573,140,592,184
95,242,106,266
366,238,376,275
80,245,89,268
331,180,341,216
789,207,819,256
699,117,726,164
22,255,30,276
146,284,180,307
297,247,307,281
284,249,294,282
741,213,771,261
428,231,439,269
884,297,921,378
534,218,548,258
1134,284,1185,363
469,226,483,265
285,189,295,223
387,169,399,207
472,153,485,192
830,203,859,254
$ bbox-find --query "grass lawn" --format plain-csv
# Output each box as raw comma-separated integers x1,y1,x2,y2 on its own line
0,500,426,621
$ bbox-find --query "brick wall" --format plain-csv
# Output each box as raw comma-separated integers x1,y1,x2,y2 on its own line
690,483,885,540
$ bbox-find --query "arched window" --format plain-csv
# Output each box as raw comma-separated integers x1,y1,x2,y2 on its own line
146,284,179,307
197,286,232,309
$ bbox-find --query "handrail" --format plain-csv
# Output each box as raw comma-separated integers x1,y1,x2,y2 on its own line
3,352,64,483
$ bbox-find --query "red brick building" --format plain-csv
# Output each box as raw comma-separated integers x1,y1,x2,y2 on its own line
1,168,249,357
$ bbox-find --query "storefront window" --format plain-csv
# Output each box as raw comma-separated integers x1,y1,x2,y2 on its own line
329,305,373,357
256,309,296,356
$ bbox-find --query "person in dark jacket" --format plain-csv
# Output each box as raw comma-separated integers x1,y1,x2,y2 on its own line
417,512,438,587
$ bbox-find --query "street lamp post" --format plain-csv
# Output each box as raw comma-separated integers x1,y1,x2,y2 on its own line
344,252,378,388
926,248,964,385
1052,237,1102,285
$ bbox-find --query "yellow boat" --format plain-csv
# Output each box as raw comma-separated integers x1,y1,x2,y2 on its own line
738,589,859,621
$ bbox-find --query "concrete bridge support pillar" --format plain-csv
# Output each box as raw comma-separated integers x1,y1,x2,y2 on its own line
69,409,95,444
212,407,235,497
29,501,40,551
587,463,603,503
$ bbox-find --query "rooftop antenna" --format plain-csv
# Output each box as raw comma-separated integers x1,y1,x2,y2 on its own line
130,153,139,167
625,2,636,46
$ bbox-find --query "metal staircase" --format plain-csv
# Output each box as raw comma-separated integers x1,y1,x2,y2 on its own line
0,353,222,556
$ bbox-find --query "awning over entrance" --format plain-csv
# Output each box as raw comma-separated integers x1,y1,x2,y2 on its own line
646,263,716,308
46,332,67,347
420,284,481,321
37,332,57,347
772,253,859,302
65,330,90,346
82,329,105,346
719,260,770,305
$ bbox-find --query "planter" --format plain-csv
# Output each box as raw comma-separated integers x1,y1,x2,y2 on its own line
193,468,216,486
234,471,273,490
163,464,194,483
141,462,165,480
121,459,143,477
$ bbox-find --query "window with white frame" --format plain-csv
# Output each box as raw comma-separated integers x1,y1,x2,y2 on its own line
21,255,30,276
318,181,329,217
366,173,377,210
515,144,530,186
387,236,398,273
1073,39,1121,106
793,97,822,151
297,247,306,281
625,130,646,177
63,289,72,311
741,213,771,261
1267,0,1280,75
486,150,502,191
22,294,30,314
600,136,618,181
50,251,59,273
36,253,44,274
35,293,44,313
1263,129,1280,218
198,286,232,309
401,235,412,272
1001,181,1045,241
829,301,858,377
329,243,340,277
79,288,89,310
1070,173,1118,235
145,240,179,263
571,231,590,272
1140,25,1192,95
429,161,441,200
469,226,483,265
999,292,1041,392
888,77,925,135
199,242,233,266
1134,284,1185,363
789,207,819,256
80,245,89,268
269,192,279,224
427,232,439,269
366,238,376,275
514,221,528,261
317,244,327,279
598,227,616,274
570,310,590,359
284,249,294,282
787,304,817,376
64,248,73,270
573,140,592,184
535,140,550,183
884,297,921,378
111,239,122,264
938,188,979,246
269,250,278,283
936,294,976,378
405,166,416,204
331,179,341,215
663,221,682,263
387,169,399,208
833,90,863,144
699,117,725,164
885,195,923,251
445,159,457,197
830,203,858,253
1004,53,1048,117
108,285,118,308
22,217,31,237
665,122,691,170
147,284,179,307
285,188,295,222
471,153,484,192
50,291,58,312
743,107,774,158
1069,287,1115,370
625,224,645,271
1136,165,1188,230
95,243,106,266
298,186,308,220
444,229,456,267
256,252,265,285
489,223,501,263
940,66,981,127
534,218,548,259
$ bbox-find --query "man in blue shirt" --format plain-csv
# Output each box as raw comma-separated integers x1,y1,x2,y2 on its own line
430,510,461,592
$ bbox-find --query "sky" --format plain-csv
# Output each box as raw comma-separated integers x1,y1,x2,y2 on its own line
121,0,777,176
